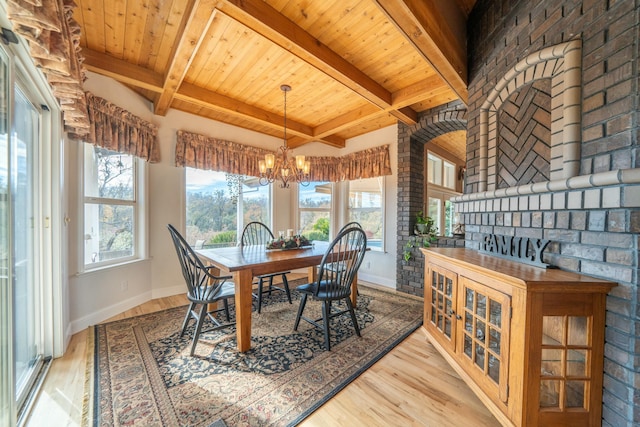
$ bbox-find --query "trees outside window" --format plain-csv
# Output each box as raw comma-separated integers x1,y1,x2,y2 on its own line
83,145,138,266
185,169,270,247
298,182,331,241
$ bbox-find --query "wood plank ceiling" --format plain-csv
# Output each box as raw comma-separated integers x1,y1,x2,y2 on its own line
74,0,474,158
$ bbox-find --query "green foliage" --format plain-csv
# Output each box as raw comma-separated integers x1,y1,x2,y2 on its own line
209,230,237,244
305,230,328,241
313,217,330,235
402,231,438,262
414,212,438,236
415,210,429,224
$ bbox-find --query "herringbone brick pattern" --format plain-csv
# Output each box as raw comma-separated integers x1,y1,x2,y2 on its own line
497,80,551,188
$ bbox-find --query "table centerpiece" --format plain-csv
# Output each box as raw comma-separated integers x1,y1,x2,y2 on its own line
266,234,312,250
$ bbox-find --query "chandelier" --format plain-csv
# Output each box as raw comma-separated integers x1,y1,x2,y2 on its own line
258,85,311,188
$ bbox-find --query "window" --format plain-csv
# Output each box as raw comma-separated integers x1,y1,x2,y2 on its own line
348,177,384,251
298,181,331,241
426,151,461,237
427,152,456,190
427,154,442,186
83,145,140,267
185,169,270,248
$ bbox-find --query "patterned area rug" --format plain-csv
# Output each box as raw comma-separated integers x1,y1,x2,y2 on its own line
83,281,423,427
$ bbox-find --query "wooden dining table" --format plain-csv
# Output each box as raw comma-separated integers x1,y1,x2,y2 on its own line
196,242,359,352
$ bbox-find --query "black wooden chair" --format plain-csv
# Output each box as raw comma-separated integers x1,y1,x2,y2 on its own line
293,226,367,351
329,221,364,294
167,224,236,356
339,221,363,233
240,221,292,313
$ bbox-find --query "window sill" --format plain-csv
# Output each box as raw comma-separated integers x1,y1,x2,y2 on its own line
75,257,150,277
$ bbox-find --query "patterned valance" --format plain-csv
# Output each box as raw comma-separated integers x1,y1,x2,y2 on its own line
7,0,89,136
85,92,160,162
176,130,392,182
310,145,392,181
176,130,273,176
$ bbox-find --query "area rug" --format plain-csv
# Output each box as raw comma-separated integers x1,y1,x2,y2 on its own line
82,281,423,427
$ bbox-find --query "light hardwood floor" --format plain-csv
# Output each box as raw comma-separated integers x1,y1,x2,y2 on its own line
25,281,500,427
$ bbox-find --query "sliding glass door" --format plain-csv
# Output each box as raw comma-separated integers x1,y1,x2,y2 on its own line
12,81,42,415
0,40,51,426
0,44,13,427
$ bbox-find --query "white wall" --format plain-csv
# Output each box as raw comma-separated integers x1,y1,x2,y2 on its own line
66,72,399,337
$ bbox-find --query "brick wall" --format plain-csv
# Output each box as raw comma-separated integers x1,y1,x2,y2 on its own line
396,102,466,296
464,1,640,425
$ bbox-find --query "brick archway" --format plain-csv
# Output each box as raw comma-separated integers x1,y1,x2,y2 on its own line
396,101,467,296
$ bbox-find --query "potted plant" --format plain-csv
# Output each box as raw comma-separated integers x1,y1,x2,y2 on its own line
415,211,437,236
415,211,428,233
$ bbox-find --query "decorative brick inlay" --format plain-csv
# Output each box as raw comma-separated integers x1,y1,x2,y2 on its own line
478,39,582,193
497,80,551,188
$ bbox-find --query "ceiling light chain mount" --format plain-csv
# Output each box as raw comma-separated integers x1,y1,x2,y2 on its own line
259,85,311,188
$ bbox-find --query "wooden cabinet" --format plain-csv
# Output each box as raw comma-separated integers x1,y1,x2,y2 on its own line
420,248,616,427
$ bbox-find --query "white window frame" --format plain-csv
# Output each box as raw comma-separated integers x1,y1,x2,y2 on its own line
80,144,147,271
296,181,333,241
347,177,385,252
426,150,461,237
427,152,456,190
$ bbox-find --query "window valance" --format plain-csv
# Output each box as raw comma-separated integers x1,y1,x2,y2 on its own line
85,92,160,162
7,0,89,136
176,130,392,182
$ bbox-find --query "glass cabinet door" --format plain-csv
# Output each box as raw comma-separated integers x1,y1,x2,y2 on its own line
458,276,511,402
426,265,457,351
540,315,591,410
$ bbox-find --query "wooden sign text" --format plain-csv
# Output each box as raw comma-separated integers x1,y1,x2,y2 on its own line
479,234,550,268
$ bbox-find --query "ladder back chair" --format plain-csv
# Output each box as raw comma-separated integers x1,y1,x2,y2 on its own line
293,226,367,351
240,221,293,313
167,224,236,356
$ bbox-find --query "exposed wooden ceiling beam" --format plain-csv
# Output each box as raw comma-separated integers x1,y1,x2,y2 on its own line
373,0,469,105
393,74,450,105
83,45,446,150
216,0,418,125
83,48,164,91
154,0,218,116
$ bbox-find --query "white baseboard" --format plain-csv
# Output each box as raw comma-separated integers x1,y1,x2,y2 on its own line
69,291,152,335
358,272,395,288
152,285,184,300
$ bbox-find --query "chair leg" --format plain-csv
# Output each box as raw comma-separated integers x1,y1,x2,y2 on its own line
257,277,265,314
190,304,208,356
267,276,274,296
223,298,230,321
322,300,332,351
293,293,308,331
282,274,292,304
345,297,361,337
180,302,196,337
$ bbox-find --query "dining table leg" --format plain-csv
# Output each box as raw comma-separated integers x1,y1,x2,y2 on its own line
234,269,254,352
307,265,317,283
351,273,358,306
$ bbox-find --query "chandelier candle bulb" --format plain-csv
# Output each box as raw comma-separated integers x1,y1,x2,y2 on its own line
259,160,266,174
303,161,310,174
295,155,306,169
265,154,275,170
